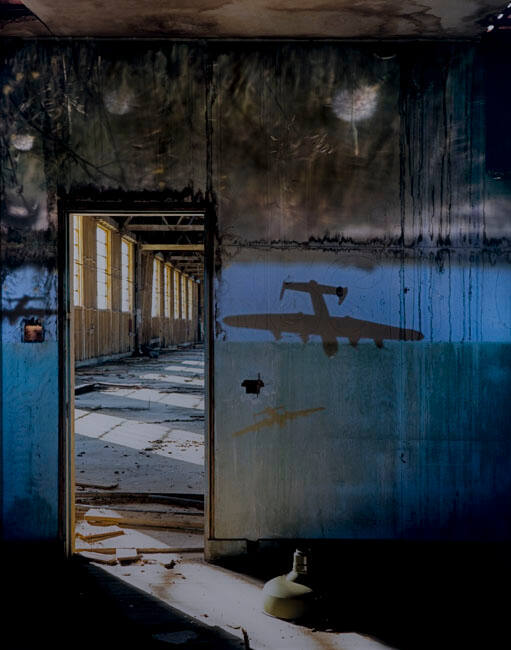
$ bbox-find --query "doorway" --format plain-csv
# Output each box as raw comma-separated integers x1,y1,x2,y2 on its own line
63,208,207,558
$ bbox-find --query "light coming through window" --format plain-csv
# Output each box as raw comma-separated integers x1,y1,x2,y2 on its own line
188,278,193,320
96,225,111,310
164,264,171,318
73,215,83,306
152,258,161,317
121,239,133,313
173,269,180,319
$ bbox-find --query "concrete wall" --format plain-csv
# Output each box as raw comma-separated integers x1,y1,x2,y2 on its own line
210,42,511,544
1,41,206,540
1,40,510,546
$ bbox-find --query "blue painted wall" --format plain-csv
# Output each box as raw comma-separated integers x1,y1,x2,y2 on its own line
1,266,59,539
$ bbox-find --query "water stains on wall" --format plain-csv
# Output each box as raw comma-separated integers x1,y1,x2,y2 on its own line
1,39,510,544
211,42,511,543
0,41,207,540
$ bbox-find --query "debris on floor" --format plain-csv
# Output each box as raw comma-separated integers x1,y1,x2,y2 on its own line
81,507,124,526
79,551,118,565
76,481,119,490
76,522,125,542
76,524,204,570
75,347,205,494
116,548,141,564
77,503,204,530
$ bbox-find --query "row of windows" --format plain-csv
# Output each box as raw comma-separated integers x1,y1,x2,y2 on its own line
73,216,196,320
151,258,196,321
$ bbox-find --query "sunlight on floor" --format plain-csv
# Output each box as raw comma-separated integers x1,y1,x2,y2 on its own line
110,387,204,410
163,364,204,374
139,372,204,386
96,549,395,650
76,410,204,465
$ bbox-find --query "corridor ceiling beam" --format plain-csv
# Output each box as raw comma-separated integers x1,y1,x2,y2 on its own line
127,225,204,231
141,244,204,251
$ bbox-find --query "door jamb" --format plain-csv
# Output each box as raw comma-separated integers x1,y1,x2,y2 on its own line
58,205,210,557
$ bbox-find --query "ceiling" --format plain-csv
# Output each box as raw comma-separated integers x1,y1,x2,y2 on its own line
0,1,507,38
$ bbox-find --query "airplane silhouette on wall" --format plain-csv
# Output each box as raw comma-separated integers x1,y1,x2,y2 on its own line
223,280,424,357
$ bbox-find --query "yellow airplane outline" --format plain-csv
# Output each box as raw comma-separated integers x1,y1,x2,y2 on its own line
233,405,325,437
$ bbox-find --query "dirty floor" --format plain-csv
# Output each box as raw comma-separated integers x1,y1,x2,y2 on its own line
4,537,507,650
75,345,204,494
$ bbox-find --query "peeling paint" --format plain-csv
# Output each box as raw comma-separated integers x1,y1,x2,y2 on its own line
1,39,510,546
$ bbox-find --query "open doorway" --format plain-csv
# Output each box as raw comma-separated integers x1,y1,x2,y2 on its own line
66,209,206,559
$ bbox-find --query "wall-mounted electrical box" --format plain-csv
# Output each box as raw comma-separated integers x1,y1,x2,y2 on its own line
23,318,44,343
241,374,264,395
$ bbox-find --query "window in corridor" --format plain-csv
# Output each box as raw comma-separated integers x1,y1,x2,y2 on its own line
73,215,83,306
152,258,162,317
164,264,172,318
188,278,193,320
173,269,180,319
180,274,186,319
121,239,133,313
96,224,111,309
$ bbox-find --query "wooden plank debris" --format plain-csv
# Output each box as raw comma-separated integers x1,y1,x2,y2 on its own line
76,481,119,490
76,522,125,542
83,508,124,525
79,551,118,565
136,546,202,554
75,492,204,509
75,545,202,554
116,548,140,564
79,505,204,530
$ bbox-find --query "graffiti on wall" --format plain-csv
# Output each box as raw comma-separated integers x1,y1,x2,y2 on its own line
224,279,424,356
232,405,325,437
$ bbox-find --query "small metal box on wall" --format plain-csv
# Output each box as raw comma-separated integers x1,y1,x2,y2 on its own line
22,318,44,343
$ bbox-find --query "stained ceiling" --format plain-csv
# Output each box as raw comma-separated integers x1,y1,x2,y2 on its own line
0,1,507,38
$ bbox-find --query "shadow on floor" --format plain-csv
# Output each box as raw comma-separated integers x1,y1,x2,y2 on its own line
219,539,509,649
2,543,243,650
3,540,508,650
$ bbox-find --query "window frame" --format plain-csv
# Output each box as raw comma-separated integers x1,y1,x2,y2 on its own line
73,214,83,307
188,278,194,321
96,223,112,310
121,238,134,313
180,273,187,320
164,263,172,318
173,268,180,319
151,257,162,318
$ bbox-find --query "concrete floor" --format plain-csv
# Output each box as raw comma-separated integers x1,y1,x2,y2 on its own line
75,346,205,494
4,538,507,650
72,524,393,649
96,540,394,650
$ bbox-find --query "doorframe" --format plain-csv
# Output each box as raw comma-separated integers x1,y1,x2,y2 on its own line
58,202,211,557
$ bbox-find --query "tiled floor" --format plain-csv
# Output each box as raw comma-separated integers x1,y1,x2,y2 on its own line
75,346,205,493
